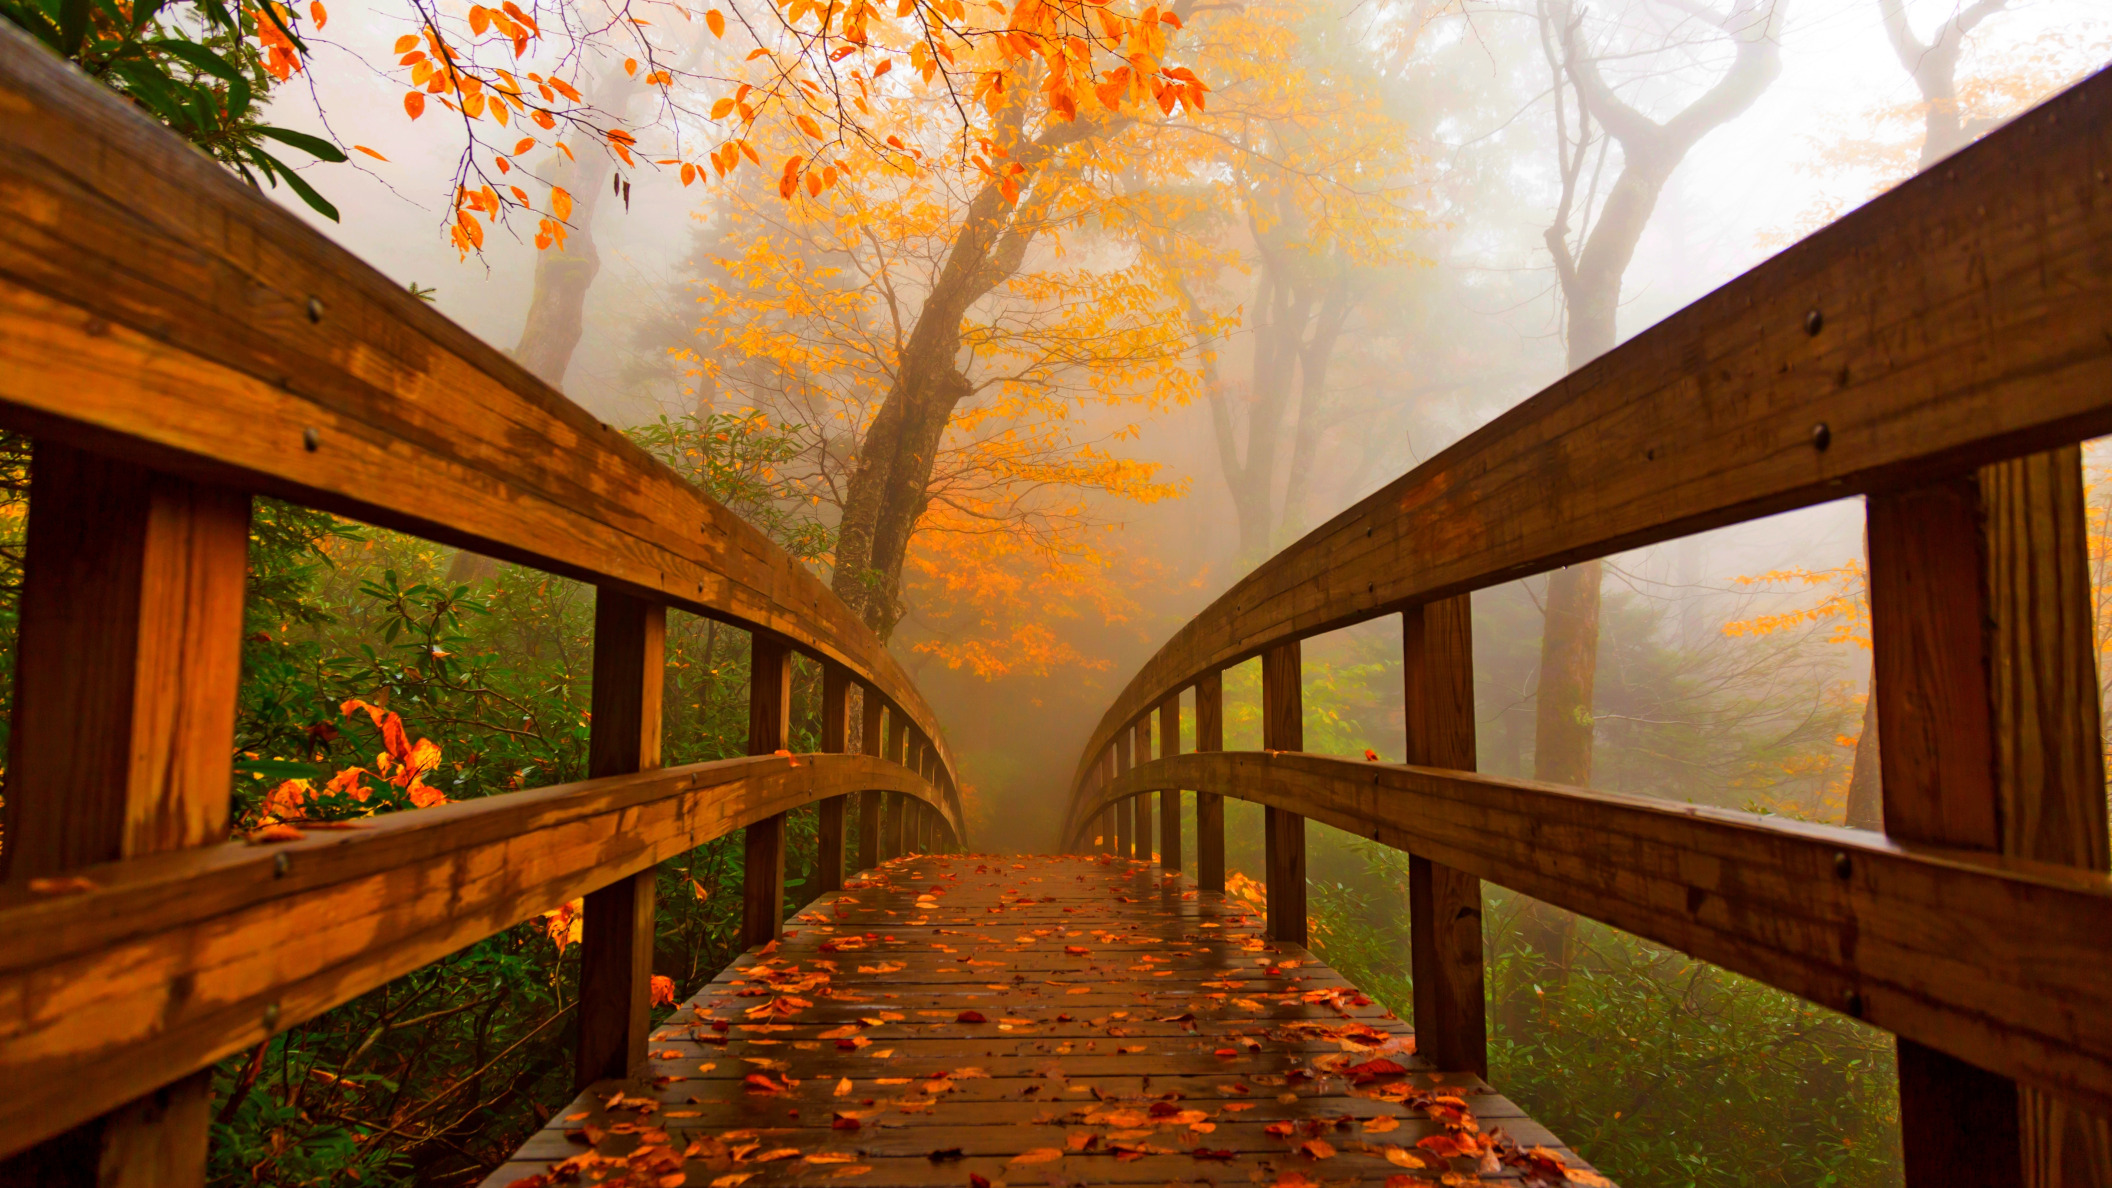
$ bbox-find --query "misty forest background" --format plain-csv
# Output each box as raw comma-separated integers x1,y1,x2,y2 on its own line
3,0,2111,1183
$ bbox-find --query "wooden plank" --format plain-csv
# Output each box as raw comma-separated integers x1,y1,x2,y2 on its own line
1403,595,1486,1079
0,748,943,1160
745,636,794,948
1194,672,1224,892
1097,749,2112,1116
485,853,1603,1188
0,445,248,1187
1981,448,2112,1188
1262,642,1306,945
575,591,666,1090
816,664,851,895
1134,718,1155,862
1067,67,2112,810
1866,475,2023,1185
2,446,249,877
1114,736,1133,857
0,33,961,801
883,791,904,863
857,689,884,871
1159,695,1182,873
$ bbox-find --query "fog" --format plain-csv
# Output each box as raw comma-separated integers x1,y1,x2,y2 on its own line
253,0,2110,854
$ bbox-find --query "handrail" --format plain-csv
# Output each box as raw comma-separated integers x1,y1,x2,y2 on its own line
1062,58,2112,1168
0,24,961,819
0,19,967,1163
0,753,941,1151
1067,64,2112,805
1089,751,2112,1118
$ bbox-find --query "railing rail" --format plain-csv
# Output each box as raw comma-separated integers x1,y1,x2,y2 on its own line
1067,62,2112,1187
0,21,963,1169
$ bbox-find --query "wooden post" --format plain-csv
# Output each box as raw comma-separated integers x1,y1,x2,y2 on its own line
575,590,667,1090
1404,595,1486,1078
1262,640,1306,945
0,446,249,1188
817,663,850,896
1861,460,2112,1186
857,692,883,872
1159,694,1182,873
1114,736,1133,857
1195,671,1225,893
882,790,904,863
743,635,792,949
1985,450,2112,1187
1134,719,1155,862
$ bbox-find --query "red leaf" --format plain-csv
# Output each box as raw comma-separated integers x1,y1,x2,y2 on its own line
956,1010,987,1024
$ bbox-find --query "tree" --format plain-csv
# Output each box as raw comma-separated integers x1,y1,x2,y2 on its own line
1531,0,1786,791
1138,0,1431,561
681,89,1197,654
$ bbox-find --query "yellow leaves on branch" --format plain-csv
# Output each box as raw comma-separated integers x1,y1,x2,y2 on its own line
1722,561,1870,649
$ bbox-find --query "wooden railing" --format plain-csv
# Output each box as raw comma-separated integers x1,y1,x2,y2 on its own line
0,23,963,1175
1064,64,2112,1186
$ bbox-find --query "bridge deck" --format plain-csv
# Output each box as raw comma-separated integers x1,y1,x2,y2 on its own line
482,854,1609,1187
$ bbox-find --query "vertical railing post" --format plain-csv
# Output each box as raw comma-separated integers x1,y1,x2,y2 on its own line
1867,475,2016,1185
0,447,249,1186
1404,595,1486,1077
742,635,792,949
1133,719,1155,862
1195,670,1225,892
576,589,667,1090
817,662,850,896
1158,694,1182,873
857,690,883,872
1868,451,2112,1187
1114,736,1133,857
1262,640,1306,945
883,709,908,860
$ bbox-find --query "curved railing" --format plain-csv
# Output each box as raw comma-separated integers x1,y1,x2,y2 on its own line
1065,63,2112,1170
0,25,961,1162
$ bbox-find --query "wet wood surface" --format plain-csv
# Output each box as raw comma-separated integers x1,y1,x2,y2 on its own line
482,854,1608,1188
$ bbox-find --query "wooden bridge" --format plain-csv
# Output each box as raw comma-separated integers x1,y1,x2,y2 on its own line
0,15,2110,1188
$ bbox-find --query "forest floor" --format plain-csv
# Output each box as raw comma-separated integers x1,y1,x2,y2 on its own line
481,854,1609,1187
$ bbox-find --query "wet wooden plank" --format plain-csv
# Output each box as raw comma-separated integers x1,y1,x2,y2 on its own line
483,855,1609,1188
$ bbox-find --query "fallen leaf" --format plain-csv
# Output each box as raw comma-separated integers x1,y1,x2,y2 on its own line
957,1010,987,1024
1298,1139,1336,1160
1382,1145,1425,1168
1363,1114,1401,1133
1009,1148,1063,1164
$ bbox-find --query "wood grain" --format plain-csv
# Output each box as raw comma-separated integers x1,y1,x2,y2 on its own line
1069,65,2112,799
0,448,248,1186
1262,643,1305,944
1980,449,2112,1188
1194,671,1224,892
575,592,666,1090
816,665,850,895
1092,749,2112,1117
2,447,249,878
0,27,958,800
1159,695,1182,872
745,637,794,948
0,752,949,1159
1403,596,1485,1078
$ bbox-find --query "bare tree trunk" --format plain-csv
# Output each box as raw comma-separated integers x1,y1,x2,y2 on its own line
1844,681,1882,828
1520,0,1785,978
1879,0,2008,168
1278,277,1352,541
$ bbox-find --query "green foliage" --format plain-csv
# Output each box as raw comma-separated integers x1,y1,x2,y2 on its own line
628,410,835,564
0,0,345,217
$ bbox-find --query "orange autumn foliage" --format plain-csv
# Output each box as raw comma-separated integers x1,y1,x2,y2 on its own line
259,699,449,825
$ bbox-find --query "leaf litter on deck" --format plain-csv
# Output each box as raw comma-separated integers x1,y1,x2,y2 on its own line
492,853,1612,1188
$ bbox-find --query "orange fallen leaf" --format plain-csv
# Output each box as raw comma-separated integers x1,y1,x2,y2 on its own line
1298,1139,1335,1160
1009,1148,1063,1165
26,876,97,895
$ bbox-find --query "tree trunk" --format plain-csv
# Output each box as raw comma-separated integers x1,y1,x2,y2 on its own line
1844,678,1882,828
830,120,1099,637
1278,277,1352,541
